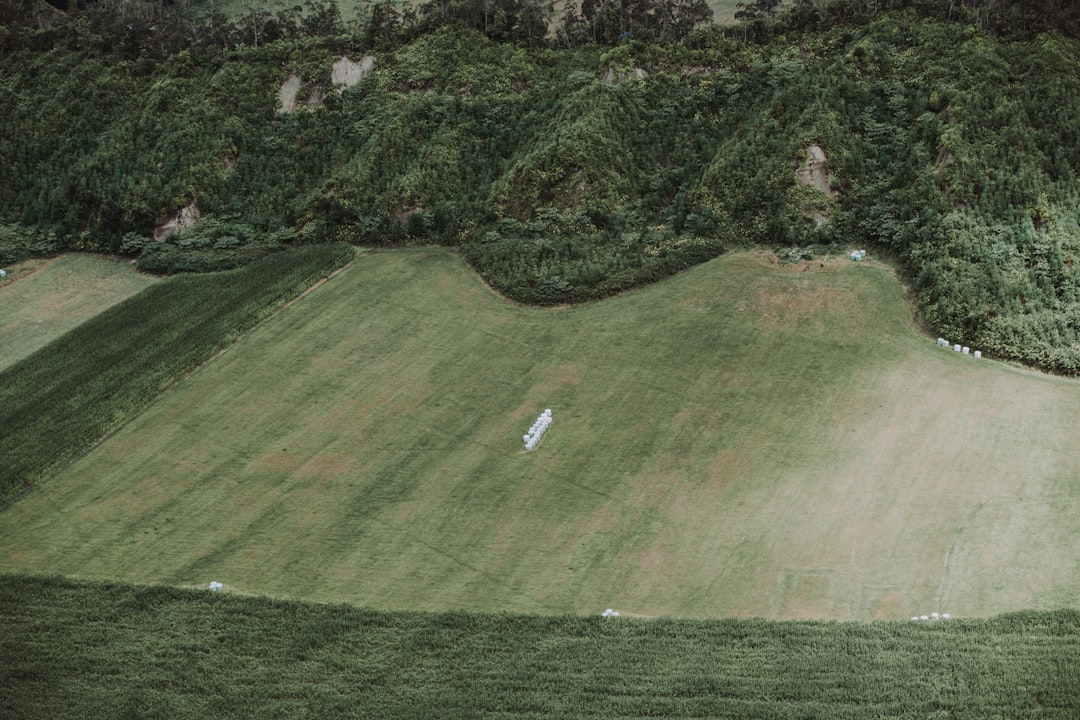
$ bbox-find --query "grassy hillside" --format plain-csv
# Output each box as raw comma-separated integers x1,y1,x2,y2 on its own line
0,254,157,371
3,248,1078,619
1,574,1078,719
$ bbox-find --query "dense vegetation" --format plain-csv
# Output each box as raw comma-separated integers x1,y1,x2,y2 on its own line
1,574,1078,718
4,1,1080,370
0,243,355,505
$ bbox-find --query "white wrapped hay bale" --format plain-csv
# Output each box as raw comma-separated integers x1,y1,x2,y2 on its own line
209,581,223,591
973,351,981,359
962,347,970,355
522,408,553,451
953,344,962,352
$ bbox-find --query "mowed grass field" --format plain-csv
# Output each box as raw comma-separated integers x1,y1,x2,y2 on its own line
0,254,156,371
1,248,1078,620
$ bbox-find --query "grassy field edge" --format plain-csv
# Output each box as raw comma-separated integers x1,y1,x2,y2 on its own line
0,243,357,506
1,573,1078,719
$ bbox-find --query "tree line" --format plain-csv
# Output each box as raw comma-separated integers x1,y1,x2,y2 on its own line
2,0,1079,60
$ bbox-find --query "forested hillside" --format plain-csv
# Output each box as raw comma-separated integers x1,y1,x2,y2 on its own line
3,0,1080,370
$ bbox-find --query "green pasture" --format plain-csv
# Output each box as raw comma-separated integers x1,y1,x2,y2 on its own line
2,575,1078,720
0,254,156,371
1,248,1078,620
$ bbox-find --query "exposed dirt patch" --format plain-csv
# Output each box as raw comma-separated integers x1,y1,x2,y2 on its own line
277,73,301,114
332,54,375,90
795,144,837,198
154,201,200,240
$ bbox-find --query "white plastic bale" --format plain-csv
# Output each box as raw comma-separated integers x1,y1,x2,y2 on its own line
962,347,970,355
974,351,981,359
942,613,951,620
911,616,919,621
920,615,929,621
931,612,940,620
953,344,962,352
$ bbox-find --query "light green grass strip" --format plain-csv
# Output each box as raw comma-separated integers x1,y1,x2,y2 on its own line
0,254,157,371
1,574,1078,720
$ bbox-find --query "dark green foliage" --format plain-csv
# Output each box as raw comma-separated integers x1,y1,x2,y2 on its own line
4,10,1080,370
1,573,1079,719
0,223,61,264
0,244,355,504
125,218,300,273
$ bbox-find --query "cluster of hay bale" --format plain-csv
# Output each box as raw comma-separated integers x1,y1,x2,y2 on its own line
910,612,950,621
936,338,982,359
523,409,552,451
849,249,867,261
601,608,621,617
208,581,223,591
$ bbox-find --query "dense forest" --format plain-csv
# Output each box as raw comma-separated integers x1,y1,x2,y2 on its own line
3,0,1080,370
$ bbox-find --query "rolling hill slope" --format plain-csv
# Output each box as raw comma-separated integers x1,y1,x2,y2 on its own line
1,248,1077,620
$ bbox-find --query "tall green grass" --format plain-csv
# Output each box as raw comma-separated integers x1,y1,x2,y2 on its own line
1,574,1077,719
0,244,355,505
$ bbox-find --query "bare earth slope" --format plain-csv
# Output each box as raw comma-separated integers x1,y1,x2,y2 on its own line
0,248,1077,620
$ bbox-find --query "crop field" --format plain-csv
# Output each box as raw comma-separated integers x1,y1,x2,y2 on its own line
0,254,156,371
1,248,1078,621
2,575,1078,720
